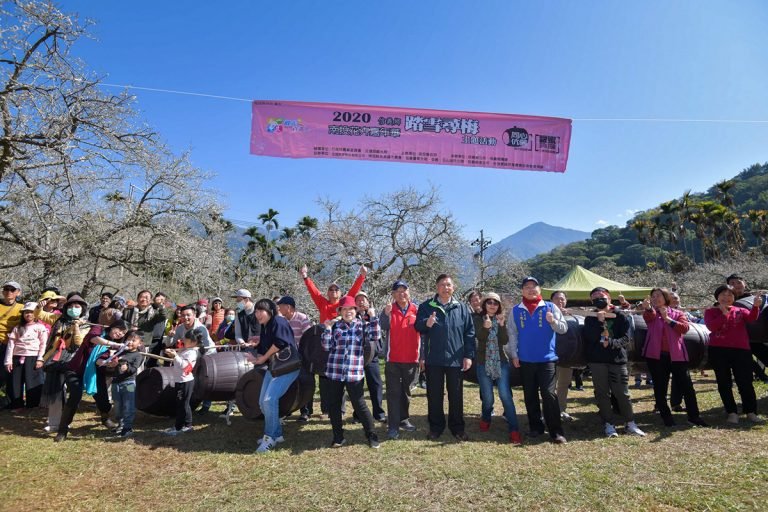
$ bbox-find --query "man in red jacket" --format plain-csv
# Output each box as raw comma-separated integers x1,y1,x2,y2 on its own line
300,264,367,322
380,280,420,439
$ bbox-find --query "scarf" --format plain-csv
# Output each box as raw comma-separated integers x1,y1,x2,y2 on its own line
485,318,501,380
522,295,542,315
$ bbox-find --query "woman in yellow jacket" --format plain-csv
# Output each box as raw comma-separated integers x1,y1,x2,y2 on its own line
36,294,90,433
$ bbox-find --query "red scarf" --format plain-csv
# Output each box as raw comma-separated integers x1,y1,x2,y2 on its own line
522,295,542,315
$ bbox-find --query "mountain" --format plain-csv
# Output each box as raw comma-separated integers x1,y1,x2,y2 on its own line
486,222,591,260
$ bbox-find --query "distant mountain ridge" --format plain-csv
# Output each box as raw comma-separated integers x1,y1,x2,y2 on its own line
486,222,591,260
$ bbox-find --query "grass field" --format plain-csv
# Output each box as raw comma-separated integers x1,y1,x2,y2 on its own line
1,371,766,512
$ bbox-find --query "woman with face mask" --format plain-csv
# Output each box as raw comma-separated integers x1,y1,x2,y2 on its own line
215,308,237,343
36,294,91,434
53,317,130,442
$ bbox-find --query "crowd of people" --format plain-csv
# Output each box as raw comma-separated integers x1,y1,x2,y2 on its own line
0,269,765,452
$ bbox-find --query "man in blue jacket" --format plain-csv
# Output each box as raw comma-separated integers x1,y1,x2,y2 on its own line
506,277,568,444
416,273,475,441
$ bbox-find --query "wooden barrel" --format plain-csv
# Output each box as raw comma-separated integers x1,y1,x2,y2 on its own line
735,295,768,344
630,314,709,369
136,367,202,417
555,315,586,368
234,367,315,420
193,351,253,402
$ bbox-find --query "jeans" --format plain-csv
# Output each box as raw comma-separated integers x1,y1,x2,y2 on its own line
259,369,300,440
476,361,519,432
112,380,136,431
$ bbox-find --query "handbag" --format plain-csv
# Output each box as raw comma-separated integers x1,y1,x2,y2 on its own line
43,340,76,373
268,343,301,377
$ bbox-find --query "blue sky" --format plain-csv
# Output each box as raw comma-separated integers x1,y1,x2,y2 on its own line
64,0,768,242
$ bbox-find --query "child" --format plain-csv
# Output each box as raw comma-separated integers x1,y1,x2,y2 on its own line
107,330,144,438
163,329,202,435
4,302,48,410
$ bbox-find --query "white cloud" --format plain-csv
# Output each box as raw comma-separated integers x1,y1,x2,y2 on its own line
596,219,609,226
616,208,640,219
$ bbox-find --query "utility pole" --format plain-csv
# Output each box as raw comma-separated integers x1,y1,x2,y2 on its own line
471,229,492,290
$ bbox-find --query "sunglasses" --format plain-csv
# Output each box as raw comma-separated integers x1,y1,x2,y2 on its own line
485,300,500,306
2,287,17,292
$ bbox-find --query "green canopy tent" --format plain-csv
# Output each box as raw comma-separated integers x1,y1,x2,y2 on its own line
541,265,652,302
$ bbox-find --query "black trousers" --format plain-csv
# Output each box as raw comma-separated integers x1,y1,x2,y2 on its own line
175,380,195,430
519,361,563,438
670,369,691,408
425,365,465,436
8,356,44,408
646,354,700,420
325,378,374,442
385,362,419,427
358,358,385,419
709,346,757,415
59,369,112,433
319,375,346,415
144,337,165,369
751,343,768,378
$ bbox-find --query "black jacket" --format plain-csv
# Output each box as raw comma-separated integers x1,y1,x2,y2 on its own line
583,309,630,365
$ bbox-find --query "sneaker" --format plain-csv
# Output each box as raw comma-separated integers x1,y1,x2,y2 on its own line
625,421,646,437
661,414,676,427
119,429,134,438
746,413,764,424
560,412,574,422
367,433,380,449
726,413,739,425
604,423,619,438
53,432,67,443
453,432,469,442
418,381,427,389
399,420,417,432
196,406,209,416
479,420,491,432
687,417,709,428
375,414,387,423
509,431,523,445
387,429,399,440
163,427,179,435
551,434,567,444
297,414,309,423
330,438,346,448
426,431,441,440
671,404,685,413
43,425,56,433
102,417,119,429
257,435,285,446
256,435,276,453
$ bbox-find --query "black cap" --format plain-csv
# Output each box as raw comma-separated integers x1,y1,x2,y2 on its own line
276,296,296,308
726,273,744,283
521,276,540,288
391,280,409,291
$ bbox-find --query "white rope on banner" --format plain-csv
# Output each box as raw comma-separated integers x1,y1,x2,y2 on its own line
96,82,768,124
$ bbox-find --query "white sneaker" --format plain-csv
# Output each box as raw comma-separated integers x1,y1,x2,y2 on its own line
179,426,194,433
256,435,276,453
726,413,739,425
560,412,574,422
163,427,179,435
625,421,646,437
746,413,764,424
604,423,618,438
256,435,284,446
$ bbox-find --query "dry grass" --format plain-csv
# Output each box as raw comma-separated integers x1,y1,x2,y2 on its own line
1,371,766,512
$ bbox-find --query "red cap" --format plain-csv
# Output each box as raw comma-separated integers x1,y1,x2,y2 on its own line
336,296,357,310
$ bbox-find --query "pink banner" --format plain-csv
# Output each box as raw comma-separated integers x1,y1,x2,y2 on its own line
250,100,571,172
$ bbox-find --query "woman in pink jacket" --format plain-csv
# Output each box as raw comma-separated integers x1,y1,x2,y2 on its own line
642,288,707,428
4,302,48,410
704,285,764,425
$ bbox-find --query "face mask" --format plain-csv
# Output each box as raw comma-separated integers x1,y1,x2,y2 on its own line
235,302,245,312
67,307,82,318
591,298,609,309
225,314,236,322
